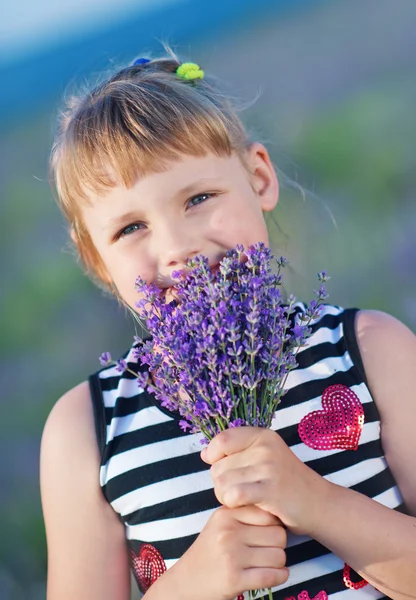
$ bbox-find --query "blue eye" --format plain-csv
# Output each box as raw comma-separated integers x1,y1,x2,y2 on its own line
115,192,217,241
188,193,213,207
118,222,144,239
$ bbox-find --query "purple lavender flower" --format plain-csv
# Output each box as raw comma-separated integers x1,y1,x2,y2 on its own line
127,242,329,441
99,351,112,367
229,418,246,428
135,371,149,390
116,359,128,373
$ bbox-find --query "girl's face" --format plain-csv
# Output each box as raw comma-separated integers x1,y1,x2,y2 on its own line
81,142,279,310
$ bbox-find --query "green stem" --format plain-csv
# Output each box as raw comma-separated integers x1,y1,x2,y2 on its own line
250,351,256,424
267,297,296,424
277,299,322,401
258,283,282,425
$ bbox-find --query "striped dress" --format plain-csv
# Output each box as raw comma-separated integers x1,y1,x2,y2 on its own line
88,304,407,600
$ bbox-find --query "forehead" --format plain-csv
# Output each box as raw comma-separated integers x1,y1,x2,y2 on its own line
86,151,247,211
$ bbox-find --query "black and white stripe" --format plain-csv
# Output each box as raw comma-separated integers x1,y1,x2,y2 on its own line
89,304,404,599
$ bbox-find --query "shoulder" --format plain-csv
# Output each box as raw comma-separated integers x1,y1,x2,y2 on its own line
354,309,416,399
40,381,102,497
41,381,95,455
353,309,416,409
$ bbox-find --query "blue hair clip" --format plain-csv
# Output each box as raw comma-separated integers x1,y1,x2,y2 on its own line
133,57,151,66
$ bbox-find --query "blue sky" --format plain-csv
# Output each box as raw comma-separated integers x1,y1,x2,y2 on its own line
0,0,185,65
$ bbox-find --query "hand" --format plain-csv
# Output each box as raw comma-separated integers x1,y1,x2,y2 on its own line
201,427,329,535
168,505,288,600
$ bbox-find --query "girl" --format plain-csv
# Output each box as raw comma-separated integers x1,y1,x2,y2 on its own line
40,52,416,600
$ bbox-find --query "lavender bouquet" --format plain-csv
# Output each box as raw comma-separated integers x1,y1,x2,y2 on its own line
100,242,329,600
120,243,327,439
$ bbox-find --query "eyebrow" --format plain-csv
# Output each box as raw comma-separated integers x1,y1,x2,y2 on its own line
105,177,222,231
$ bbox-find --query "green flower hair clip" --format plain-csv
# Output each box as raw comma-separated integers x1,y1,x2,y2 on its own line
176,62,204,81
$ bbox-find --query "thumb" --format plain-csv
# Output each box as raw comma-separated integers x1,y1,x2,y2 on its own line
200,447,208,463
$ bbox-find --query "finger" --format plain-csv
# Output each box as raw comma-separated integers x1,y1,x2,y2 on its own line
245,546,286,569
242,524,287,549
201,427,262,464
230,505,282,526
217,480,267,509
210,460,255,490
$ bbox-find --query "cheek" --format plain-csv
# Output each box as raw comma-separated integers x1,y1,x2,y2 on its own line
105,254,149,295
210,202,245,234
210,201,269,245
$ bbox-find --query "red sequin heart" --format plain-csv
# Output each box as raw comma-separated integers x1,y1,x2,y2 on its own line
286,590,328,600
130,543,166,594
298,384,364,451
343,563,368,590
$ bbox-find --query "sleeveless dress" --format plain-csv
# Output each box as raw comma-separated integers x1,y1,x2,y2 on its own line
88,304,407,600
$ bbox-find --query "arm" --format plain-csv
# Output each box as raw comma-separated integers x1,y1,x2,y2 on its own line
41,383,288,600
204,310,416,600
40,382,131,600
306,310,416,599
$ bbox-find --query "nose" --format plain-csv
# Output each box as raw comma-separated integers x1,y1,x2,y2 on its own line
155,221,201,269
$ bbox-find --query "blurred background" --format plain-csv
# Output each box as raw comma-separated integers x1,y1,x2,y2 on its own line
1,0,415,597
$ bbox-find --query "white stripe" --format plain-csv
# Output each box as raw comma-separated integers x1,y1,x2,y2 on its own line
164,558,178,570
297,322,343,354
106,405,173,443
324,456,387,488
272,552,344,591
103,432,206,480
329,586,385,599
127,507,215,542
111,469,214,516
99,364,120,379
312,304,344,320
285,352,352,389
290,420,380,464
373,485,403,509
103,379,145,407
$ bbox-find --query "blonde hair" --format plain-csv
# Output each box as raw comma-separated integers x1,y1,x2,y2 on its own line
50,49,253,291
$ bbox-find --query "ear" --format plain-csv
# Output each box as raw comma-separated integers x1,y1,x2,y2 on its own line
70,226,77,245
246,142,279,213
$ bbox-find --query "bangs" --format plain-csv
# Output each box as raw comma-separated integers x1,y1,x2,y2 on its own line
52,75,249,216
